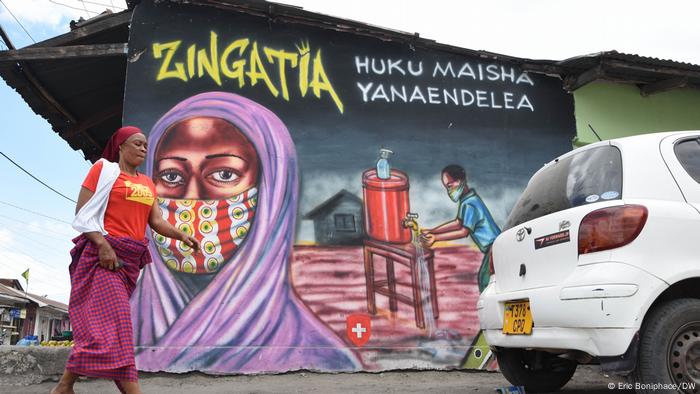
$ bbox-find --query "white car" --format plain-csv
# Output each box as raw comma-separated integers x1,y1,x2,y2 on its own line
478,131,700,393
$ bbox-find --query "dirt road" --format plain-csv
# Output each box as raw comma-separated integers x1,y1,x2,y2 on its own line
5,366,634,393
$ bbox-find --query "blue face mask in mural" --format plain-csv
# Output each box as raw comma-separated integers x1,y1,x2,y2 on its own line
448,182,465,202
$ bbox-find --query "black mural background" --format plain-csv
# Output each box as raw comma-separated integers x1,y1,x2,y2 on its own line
124,0,575,242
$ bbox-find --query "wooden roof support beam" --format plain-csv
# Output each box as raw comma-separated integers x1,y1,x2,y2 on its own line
26,11,132,49
640,77,689,96
563,64,604,91
19,64,102,152
65,104,122,138
0,43,127,62
0,24,15,50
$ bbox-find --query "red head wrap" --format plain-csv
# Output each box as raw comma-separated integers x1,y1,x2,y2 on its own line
101,126,142,162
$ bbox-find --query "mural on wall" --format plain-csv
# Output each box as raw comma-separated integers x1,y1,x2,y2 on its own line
124,0,576,373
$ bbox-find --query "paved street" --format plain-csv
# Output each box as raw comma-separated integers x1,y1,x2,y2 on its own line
5,366,635,393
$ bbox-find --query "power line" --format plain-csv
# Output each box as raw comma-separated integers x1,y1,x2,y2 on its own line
0,239,71,278
0,229,73,277
0,215,75,243
0,240,70,273
0,268,68,293
0,151,77,203
0,213,76,238
0,215,74,246
49,0,90,16
0,235,71,267
0,0,35,43
78,0,92,17
81,0,125,10
0,259,68,291
48,0,126,18
0,200,72,225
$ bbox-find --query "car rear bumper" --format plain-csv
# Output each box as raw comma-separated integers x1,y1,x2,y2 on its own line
477,261,667,357
482,327,637,357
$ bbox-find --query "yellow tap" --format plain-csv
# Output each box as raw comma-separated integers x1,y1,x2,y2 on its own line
402,212,420,241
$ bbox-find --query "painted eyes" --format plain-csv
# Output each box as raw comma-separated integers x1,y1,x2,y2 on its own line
160,170,185,186
208,169,239,183
158,168,240,187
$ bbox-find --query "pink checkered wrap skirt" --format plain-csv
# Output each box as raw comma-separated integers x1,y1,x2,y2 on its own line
65,234,151,384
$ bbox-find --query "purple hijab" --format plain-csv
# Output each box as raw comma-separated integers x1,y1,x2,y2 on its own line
131,92,360,373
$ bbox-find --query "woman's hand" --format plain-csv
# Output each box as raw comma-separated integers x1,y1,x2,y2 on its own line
97,242,119,270
180,233,200,254
83,232,120,271
149,202,200,254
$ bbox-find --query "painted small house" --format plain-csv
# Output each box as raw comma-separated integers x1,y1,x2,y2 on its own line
305,190,365,245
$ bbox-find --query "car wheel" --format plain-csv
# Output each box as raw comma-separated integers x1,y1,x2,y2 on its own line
496,348,577,393
631,298,700,394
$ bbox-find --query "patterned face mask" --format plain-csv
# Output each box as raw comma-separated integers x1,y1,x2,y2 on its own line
152,188,257,274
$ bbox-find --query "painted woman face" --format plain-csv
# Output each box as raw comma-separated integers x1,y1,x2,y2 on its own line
154,117,260,200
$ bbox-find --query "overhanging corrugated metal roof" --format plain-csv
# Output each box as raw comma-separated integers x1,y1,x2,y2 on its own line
25,293,68,312
0,10,130,161
542,51,700,92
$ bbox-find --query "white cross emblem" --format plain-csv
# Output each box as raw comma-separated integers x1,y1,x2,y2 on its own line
351,322,367,339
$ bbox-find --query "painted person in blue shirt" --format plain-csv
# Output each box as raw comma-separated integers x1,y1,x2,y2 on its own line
420,165,501,292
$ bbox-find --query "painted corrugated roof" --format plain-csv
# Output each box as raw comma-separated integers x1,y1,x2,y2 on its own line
304,189,362,219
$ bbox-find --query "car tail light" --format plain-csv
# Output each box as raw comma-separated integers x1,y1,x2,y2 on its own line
578,205,648,255
488,249,495,275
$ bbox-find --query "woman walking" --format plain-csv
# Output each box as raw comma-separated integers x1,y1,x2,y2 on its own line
52,126,200,394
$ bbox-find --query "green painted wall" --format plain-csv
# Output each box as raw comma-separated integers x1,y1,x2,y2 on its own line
573,80,700,147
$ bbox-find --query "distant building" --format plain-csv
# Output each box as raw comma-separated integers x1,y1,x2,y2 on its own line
304,190,365,245
0,279,69,344
24,293,69,342
0,281,30,345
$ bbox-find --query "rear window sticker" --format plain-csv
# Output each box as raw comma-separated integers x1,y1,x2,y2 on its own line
585,194,600,203
601,191,620,200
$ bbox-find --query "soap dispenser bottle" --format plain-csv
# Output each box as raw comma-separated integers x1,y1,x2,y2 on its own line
376,148,393,179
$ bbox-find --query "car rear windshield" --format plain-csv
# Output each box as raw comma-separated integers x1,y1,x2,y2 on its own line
674,138,700,184
504,145,623,230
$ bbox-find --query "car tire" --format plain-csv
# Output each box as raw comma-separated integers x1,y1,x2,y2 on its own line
631,298,700,394
496,348,577,393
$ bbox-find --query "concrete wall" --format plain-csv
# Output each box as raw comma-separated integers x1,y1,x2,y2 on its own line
0,346,69,385
573,80,700,146
120,0,576,375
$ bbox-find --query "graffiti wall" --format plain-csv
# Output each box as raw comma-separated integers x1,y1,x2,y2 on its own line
124,0,575,373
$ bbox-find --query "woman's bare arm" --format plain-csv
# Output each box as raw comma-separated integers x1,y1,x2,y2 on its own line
75,186,94,214
74,186,118,270
148,201,200,252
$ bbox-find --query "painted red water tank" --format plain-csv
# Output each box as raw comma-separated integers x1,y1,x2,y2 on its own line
362,169,411,244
